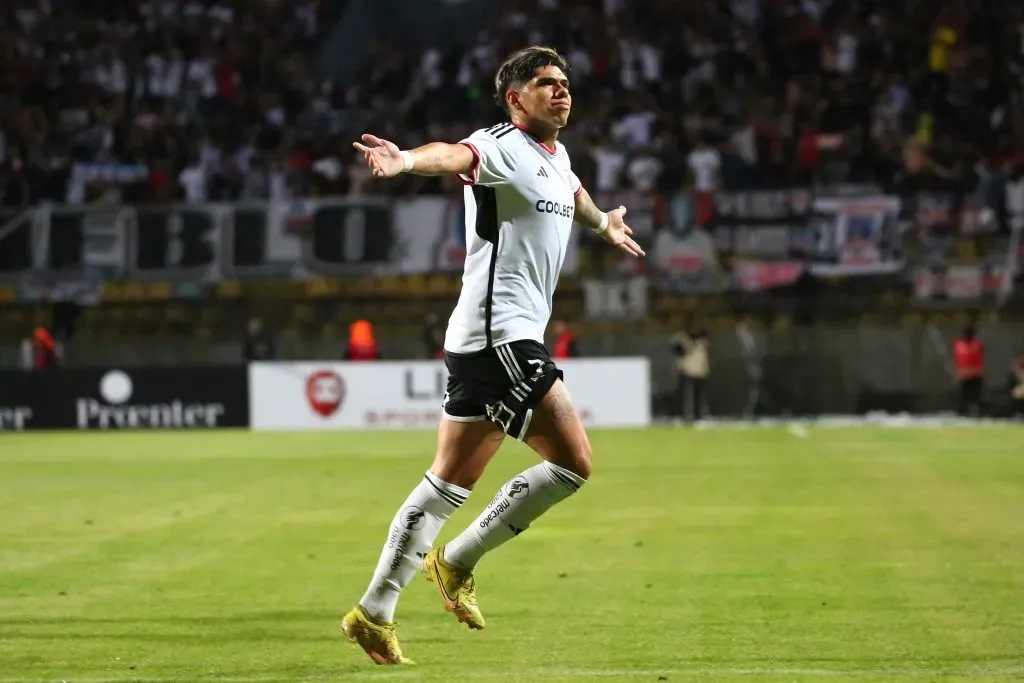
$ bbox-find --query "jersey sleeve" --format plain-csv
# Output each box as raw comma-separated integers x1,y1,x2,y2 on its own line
457,129,517,187
569,170,583,197
560,142,583,196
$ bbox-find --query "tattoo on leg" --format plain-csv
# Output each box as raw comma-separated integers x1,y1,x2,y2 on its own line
545,388,577,424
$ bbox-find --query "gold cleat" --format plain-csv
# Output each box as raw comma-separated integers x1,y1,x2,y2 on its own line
423,547,486,630
341,605,414,665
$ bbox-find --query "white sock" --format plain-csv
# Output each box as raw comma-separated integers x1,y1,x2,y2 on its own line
443,461,585,570
358,472,469,622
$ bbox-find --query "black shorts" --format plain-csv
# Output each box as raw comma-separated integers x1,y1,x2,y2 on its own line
442,340,563,441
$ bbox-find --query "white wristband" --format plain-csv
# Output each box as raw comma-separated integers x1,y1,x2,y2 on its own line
400,150,415,173
593,212,609,234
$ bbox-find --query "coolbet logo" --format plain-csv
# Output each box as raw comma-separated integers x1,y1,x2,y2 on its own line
77,370,226,429
306,370,344,417
535,199,574,219
0,406,33,431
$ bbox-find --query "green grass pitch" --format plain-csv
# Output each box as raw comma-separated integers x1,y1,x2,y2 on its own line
1,427,1022,683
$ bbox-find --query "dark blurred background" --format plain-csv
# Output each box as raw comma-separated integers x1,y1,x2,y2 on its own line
2,0,1023,417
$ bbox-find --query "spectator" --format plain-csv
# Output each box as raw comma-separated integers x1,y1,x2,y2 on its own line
0,0,1020,275
0,0,338,206
2,0,1019,203
179,155,208,203
728,113,758,184
735,313,763,418
672,326,710,422
1,157,32,208
239,156,271,200
1009,347,1024,418
423,314,444,360
242,317,275,362
687,134,721,226
625,146,663,193
590,132,626,193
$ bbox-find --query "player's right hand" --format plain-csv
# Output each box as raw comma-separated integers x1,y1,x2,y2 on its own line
352,134,404,178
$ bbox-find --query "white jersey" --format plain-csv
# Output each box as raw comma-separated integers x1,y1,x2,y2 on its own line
444,123,582,353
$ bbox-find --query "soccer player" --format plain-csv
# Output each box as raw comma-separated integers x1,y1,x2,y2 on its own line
341,46,644,665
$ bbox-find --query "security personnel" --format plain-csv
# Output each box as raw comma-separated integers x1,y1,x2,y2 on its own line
346,320,380,361
31,327,61,370
953,326,984,416
551,320,579,359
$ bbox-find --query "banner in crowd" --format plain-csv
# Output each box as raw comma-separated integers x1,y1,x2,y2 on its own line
913,263,1014,304
0,198,580,299
5,188,1006,301
0,367,249,431
711,189,816,258
651,189,903,289
582,277,649,320
806,195,904,275
732,260,806,291
900,190,1008,268
911,190,1002,236
650,189,811,293
249,358,651,431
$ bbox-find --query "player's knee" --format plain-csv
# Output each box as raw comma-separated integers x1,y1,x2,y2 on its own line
574,450,593,481
562,440,592,481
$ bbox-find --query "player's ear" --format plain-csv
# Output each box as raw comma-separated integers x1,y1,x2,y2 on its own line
505,89,520,113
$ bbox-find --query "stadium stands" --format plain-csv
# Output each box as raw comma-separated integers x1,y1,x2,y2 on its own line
2,0,1023,362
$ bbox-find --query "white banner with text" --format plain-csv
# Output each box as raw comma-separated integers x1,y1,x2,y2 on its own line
249,358,650,431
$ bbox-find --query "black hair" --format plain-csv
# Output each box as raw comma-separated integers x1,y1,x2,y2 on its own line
494,46,569,113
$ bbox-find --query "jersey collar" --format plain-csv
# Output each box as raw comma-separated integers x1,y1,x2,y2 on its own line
512,122,557,156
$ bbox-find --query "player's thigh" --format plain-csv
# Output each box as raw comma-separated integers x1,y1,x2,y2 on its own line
430,417,505,489
433,349,509,489
523,378,592,479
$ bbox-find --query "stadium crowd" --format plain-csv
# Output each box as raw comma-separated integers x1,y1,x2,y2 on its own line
1,0,1023,212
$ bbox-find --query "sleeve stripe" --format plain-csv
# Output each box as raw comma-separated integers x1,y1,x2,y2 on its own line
574,184,584,197
456,142,481,186
493,125,515,139
486,123,514,138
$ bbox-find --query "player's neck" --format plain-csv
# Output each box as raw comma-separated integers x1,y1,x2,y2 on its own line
510,118,558,151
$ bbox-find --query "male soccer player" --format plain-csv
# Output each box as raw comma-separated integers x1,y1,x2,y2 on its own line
341,46,644,665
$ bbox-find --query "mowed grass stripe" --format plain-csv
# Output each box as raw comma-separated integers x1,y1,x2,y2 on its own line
2,666,1024,682
0,428,1021,682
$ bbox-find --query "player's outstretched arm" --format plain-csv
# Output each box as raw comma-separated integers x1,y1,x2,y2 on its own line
352,134,475,179
574,186,645,258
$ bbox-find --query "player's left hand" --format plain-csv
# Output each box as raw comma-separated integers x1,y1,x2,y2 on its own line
600,206,645,258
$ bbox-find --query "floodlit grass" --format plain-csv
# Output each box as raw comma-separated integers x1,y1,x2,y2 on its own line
1,427,1022,682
